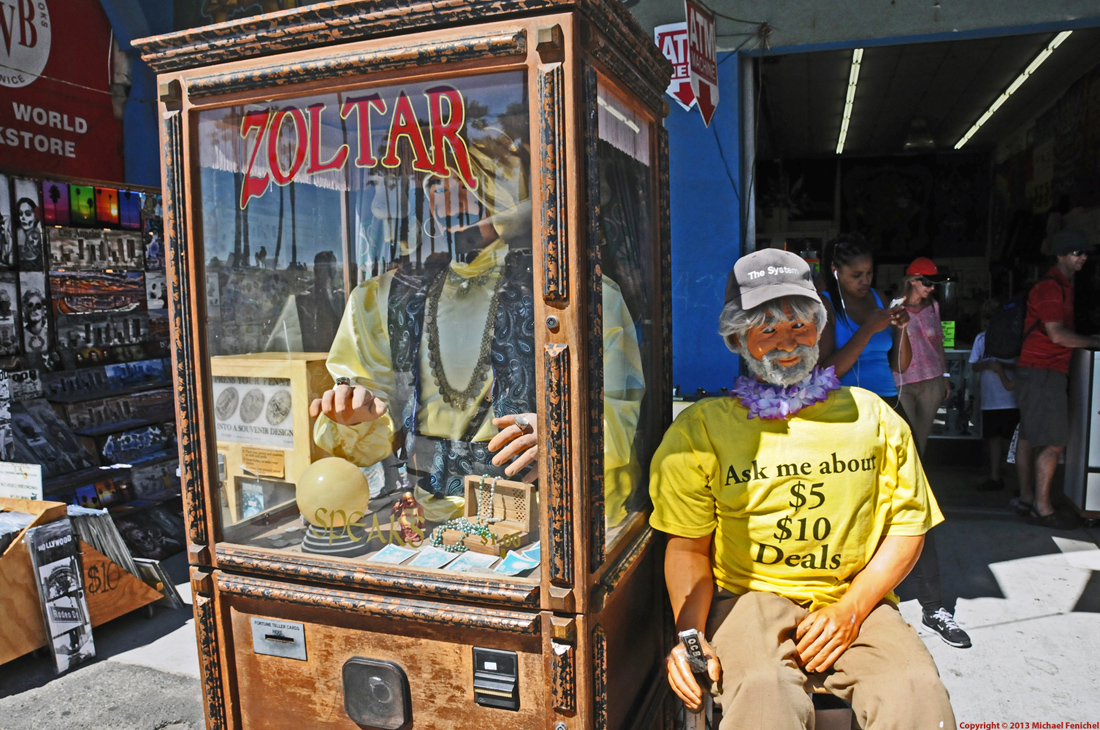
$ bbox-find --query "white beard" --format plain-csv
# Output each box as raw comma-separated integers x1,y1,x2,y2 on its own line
736,341,820,386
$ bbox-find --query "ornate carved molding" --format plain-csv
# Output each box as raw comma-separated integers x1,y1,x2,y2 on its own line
583,62,606,573
658,126,672,425
214,544,539,607
588,40,668,117
593,624,608,730
551,639,577,713
217,572,541,635
538,63,568,303
134,0,670,91
193,588,227,730
544,343,574,588
187,32,526,99
600,526,653,596
163,110,208,549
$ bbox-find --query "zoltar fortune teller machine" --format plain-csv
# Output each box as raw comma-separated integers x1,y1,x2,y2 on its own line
135,2,674,728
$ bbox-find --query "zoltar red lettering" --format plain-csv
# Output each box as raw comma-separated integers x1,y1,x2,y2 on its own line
381,91,435,173
424,86,478,190
267,107,308,185
239,86,480,208
240,110,272,209
341,93,386,168
306,103,349,174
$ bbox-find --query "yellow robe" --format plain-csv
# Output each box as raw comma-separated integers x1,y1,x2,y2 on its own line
313,240,645,526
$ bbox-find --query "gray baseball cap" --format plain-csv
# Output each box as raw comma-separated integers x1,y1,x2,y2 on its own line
725,249,822,309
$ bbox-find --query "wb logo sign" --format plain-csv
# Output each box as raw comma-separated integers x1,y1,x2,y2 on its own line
0,0,52,89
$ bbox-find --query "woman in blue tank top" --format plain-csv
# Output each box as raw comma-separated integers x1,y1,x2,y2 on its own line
818,237,970,649
819,236,911,407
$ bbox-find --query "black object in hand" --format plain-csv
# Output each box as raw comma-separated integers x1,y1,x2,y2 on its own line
678,629,709,676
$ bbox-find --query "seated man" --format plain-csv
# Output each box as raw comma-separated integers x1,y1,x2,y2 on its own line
651,249,955,729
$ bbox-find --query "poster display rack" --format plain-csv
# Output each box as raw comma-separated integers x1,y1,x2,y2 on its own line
0,170,186,572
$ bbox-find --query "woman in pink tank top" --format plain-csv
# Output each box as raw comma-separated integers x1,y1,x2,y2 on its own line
896,257,951,453
893,257,970,649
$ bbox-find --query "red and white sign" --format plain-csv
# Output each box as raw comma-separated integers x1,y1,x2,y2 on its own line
654,22,695,112
685,0,719,126
0,0,124,180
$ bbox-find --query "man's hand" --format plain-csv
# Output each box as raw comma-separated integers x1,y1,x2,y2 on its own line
666,636,722,712
795,600,862,673
488,413,538,477
309,382,388,426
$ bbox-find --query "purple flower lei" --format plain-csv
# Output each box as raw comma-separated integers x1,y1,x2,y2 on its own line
731,367,842,420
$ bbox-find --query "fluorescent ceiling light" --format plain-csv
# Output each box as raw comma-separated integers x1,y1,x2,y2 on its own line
955,30,1072,150
836,47,864,155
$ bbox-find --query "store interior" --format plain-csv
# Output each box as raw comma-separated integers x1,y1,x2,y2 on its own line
753,26,1100,350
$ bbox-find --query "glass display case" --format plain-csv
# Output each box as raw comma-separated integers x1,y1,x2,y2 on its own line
135,3,672,729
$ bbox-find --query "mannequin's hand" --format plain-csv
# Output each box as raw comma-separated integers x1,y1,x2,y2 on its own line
666,637,721,711
796,601,862,673
309,382,388,426
489,413,538,477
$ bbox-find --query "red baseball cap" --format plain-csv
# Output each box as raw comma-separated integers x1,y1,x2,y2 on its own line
905,257,947,282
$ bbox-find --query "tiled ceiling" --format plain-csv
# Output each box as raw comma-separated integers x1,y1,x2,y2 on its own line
757,27,1100,158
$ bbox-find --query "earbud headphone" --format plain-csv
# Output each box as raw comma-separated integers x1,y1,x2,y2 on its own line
830,266,859,386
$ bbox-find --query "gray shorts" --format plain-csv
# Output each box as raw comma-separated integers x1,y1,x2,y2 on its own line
1016,367,1068,447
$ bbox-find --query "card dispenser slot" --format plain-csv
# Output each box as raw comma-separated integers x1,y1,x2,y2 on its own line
472,647,519,711
250,617,307,661
264,634,295,643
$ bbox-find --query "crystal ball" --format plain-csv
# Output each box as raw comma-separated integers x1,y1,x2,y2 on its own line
296,457,370,527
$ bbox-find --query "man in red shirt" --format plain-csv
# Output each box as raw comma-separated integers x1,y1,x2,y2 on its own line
1016,229,1100,528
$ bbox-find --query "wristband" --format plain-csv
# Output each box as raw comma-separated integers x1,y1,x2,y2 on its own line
943,373,951,377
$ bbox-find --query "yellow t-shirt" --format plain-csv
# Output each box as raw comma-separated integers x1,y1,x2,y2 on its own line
649,386,942,611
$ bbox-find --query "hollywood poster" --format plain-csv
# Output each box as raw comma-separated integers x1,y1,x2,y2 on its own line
0,0,124,180
26,518,95,674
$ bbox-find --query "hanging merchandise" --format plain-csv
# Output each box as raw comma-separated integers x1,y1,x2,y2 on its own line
0,171,184,570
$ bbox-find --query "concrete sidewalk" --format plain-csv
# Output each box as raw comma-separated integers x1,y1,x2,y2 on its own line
1,453,1098,729
0,551,204,730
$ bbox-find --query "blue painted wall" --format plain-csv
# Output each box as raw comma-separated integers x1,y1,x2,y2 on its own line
666,51,743,394
98,0,174,187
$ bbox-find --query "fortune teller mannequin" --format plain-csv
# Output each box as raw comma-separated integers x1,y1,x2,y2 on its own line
311,155,644,525
651,249,955,729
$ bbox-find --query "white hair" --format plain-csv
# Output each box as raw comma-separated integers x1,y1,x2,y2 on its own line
717,295,827,353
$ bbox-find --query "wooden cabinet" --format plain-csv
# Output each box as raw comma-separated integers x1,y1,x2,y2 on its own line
135,3,672,728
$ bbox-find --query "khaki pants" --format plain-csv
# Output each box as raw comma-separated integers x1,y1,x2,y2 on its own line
705,590,956,730
898,376,945,455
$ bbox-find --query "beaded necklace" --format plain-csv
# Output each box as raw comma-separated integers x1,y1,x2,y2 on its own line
731,366,842,420
429,476,501,553
424,262,504,410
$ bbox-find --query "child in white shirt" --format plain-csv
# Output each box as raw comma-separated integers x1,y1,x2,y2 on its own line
969,300,1019,492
